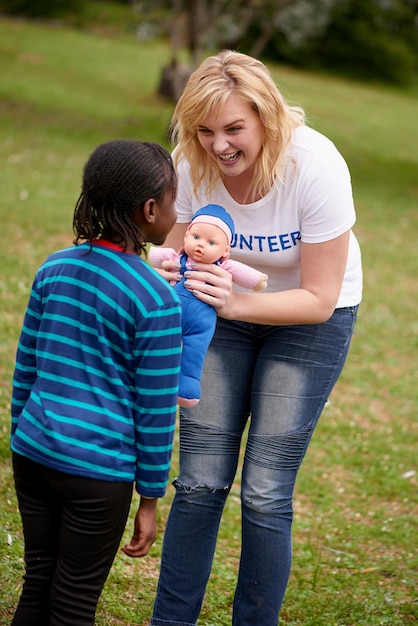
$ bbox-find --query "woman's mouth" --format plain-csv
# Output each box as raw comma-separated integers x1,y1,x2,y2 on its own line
218,151,240,163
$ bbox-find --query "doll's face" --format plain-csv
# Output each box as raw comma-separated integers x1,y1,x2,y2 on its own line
184,221,230,264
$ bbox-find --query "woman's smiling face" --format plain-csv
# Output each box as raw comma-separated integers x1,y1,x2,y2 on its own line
196,94,264,181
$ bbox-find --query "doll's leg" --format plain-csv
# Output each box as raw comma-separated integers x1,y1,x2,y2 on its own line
177,295,217,407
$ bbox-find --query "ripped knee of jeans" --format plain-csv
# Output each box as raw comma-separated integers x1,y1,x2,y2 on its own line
173,479,231,495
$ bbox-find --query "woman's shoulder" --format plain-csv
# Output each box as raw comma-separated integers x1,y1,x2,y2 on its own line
291,125,344,164
173,149,192,175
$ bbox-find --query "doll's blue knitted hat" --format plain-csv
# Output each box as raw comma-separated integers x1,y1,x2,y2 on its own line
191,204,235,243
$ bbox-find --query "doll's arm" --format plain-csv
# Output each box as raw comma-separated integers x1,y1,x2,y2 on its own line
148,246,179,269
148,247,181,286
221,259,268,291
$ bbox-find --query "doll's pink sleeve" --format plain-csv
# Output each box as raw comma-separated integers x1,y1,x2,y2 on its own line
148,246,179,269
221,259,268,291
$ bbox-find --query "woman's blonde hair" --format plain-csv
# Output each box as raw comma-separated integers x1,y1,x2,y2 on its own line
170,49,305,203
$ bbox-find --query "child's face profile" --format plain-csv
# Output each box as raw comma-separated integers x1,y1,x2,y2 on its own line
184,222,230,264
137,188,177,247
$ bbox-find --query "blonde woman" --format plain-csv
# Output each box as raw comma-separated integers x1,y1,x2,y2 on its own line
147,50,362,626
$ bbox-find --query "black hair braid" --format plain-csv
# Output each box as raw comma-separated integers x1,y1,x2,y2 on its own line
73,140,176,255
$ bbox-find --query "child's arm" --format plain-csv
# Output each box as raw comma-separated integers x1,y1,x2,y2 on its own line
132,299,181,495
221,259,268,291
11,273,42,436
123,273,182,559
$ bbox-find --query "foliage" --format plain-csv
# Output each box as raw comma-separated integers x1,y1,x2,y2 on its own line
307,0,418,85
134,0,418,85
0,13,417,626
239,0,418,85
0,0,83,18
1,0,417,85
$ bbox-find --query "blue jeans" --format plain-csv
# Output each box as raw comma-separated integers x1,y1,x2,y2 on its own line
151,307,358,626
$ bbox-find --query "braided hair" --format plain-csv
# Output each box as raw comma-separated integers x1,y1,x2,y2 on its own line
73,139,176,256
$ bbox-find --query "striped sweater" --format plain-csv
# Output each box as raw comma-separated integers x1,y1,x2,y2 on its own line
11,241,182,498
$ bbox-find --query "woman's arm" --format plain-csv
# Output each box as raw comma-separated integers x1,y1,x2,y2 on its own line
164,222,189,250
183,231,350,325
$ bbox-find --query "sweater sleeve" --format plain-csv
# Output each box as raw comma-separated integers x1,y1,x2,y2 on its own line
132,298,182,497
11,278,42,436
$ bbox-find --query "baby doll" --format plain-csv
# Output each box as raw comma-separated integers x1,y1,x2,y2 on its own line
149,204,268,407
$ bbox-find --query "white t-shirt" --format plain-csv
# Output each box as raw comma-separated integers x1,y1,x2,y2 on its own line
174,125,362,308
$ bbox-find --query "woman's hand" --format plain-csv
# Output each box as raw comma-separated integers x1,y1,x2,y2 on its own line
183,263,235,315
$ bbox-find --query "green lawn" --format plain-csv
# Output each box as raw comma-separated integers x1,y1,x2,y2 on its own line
0,12,417,626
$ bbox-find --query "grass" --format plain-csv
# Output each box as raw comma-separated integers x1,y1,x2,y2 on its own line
0,8,417,625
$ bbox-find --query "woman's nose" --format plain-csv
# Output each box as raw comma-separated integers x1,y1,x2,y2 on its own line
212,134,229,153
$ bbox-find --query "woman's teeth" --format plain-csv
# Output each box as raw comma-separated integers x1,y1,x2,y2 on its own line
219,152,239,161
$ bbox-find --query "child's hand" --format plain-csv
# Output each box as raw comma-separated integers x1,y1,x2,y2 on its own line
121,497,157,558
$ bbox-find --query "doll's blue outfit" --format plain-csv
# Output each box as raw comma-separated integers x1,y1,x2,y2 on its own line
149,203,265,405
174,253,217,404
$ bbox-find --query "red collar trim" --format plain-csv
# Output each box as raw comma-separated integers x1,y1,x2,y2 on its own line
92,239,132,253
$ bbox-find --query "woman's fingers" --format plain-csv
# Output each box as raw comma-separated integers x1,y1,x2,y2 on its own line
184,264,233,308
154,261,182,284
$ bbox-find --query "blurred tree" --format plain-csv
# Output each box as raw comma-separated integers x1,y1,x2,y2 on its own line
152,0,245,100
140,0,302,100
2,0,415,86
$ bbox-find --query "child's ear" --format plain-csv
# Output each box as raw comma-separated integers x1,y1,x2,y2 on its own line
142,198,156,224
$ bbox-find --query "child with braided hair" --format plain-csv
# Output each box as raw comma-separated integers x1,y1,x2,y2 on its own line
149,204,267,407
10,139,182,625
